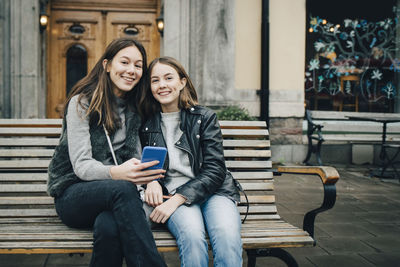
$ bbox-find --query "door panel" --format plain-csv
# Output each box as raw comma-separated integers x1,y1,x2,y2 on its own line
47,2,160,118
47,10,104,118
106,12,160,62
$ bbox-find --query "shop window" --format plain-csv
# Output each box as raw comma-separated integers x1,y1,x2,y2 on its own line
66,44,87,96
305,0,399,113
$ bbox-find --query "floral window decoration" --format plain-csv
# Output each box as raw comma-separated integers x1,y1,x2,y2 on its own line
305,5,399,113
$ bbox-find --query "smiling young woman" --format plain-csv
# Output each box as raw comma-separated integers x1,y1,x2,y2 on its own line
102,45,143,98
47,38,166,267
139,56,243,267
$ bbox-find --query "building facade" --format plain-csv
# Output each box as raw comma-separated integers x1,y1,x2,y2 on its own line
3,0,397,163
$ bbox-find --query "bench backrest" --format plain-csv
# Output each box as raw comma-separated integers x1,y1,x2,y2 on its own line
303,111,400,143
0,119,275,223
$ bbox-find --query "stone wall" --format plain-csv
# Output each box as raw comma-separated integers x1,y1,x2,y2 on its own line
164,0,260,112
0,0,9,118
0,0,45,118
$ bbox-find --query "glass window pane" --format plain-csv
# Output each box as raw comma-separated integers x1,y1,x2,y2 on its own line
66,44,87,96
305,0,399,113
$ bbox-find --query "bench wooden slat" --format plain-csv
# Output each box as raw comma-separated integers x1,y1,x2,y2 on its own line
0,217,62,224
0,228,310,241
221,129,269,137
241,182,273,191
243,215,280,221
0,119,62,126
0,220,295,230
0,241,93,249
0,233,93,240
0,213,282,222
231,171,273,179
226,160,272,169
244,195,275,203
0,173,48,181
0,206,278,218
0,195,275,205
0,172,273,182
309,120,400,134
241,221,299,228
0,128,62,136
0,209,58,217
0,182,272,193
0,138,59,147
0,229,310,242
0,184,47,193
223,139,270,148
242,236,314,248
241,230,312,238
0,197,54,205
0,160,50,169
307,134,400,143
238,205,277,214
0,149,54,157
0,217,289,225
0,149,272,159
219,121,267,128
0,236,314,251
224,150,271,158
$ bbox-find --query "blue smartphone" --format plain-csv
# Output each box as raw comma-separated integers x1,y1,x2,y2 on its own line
141,146,167,170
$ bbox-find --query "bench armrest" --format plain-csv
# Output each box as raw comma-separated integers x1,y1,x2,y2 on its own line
276,165,339,240
277,166,339,184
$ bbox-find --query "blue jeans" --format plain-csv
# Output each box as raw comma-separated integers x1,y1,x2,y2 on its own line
55,180,166,267
167,194,242,267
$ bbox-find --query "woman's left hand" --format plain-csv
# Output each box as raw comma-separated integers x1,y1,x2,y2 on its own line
150,194,186,223
145,181,163,207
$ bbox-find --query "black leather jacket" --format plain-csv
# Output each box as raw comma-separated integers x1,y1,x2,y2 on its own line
140,106,239,204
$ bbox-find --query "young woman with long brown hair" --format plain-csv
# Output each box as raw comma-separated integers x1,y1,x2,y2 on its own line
139,56,242,267
47,38,166,267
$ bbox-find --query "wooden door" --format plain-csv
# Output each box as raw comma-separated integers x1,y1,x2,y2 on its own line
47,1,160,118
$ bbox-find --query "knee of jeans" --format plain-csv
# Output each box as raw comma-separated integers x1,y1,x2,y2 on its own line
210,224,241,246
177,228,207,249
93,211,119,241
110,180,140,200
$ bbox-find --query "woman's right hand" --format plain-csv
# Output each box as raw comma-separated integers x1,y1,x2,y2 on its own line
110,158,165,185
144,180,163,207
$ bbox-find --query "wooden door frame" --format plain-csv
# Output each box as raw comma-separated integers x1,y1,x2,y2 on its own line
46,0,160,118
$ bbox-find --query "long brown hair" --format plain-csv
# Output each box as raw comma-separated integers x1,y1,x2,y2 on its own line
65,37,147,134
138,56,198,119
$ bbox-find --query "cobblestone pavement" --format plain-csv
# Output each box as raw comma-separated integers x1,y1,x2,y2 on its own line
1,164,399,266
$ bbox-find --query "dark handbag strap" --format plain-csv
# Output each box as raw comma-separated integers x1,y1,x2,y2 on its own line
234,179,249,224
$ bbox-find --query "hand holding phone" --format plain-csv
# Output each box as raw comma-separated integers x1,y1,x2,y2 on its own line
141,146,167,170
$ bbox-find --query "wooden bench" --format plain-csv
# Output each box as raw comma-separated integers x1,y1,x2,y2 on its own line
0,119,339,266
303,110,400,165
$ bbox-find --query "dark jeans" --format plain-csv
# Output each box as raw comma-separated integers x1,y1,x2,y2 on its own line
55,179,166,267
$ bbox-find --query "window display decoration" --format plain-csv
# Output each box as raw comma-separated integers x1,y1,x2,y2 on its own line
305,10,399,109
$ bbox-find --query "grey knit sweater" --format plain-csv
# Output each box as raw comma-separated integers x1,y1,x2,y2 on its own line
160,111,194,194
66,95,140,180
47,95,141,197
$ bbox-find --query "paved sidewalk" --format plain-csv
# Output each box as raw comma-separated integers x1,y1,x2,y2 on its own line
1,164,399,266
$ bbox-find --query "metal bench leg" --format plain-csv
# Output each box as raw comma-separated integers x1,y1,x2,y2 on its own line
247,249,257,267
303,139,313,165
380,147,400,178
315,140,323,166
246,248,299,267
303,183,336,238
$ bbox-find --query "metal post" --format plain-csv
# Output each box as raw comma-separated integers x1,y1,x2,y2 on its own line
260,0,270,128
